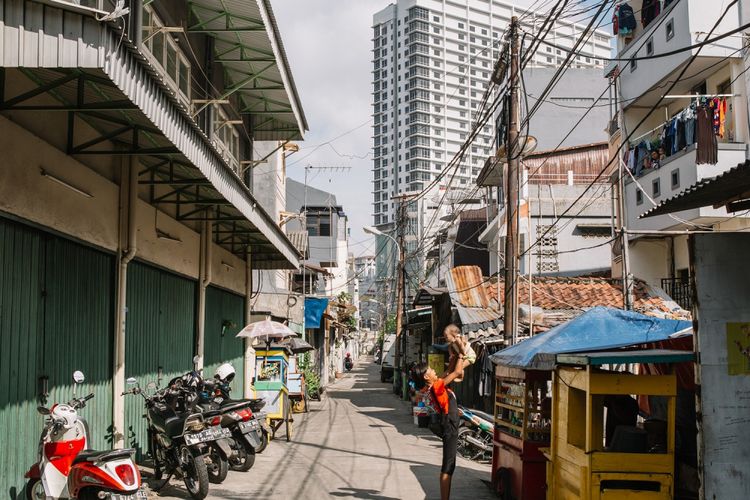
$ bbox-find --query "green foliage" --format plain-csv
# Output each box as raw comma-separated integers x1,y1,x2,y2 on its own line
303,366,321,396
337,291,352,303
384,314,396,334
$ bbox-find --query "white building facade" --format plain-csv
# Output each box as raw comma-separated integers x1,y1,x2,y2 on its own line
371,0,612,284
609,0,750,310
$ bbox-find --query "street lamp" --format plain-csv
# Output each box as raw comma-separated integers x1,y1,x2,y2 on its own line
363,226,401,252
363,225,407,398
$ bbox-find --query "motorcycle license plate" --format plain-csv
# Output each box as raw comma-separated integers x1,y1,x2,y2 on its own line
238,420,259,434
109,488,148,500
184,426,231,445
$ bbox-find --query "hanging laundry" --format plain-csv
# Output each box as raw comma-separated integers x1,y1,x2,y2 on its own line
718,97,727,139
696,105,718,165
711,98,720,135
612,5,620,35
615,3,637,36
641,0,661,28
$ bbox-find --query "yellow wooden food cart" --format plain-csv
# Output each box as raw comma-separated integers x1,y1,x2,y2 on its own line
545,349,694,499
253,346,293,441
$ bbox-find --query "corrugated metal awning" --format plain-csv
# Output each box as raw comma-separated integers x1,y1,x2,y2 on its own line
287,231,308,258
188,0,308,140
0,2,301,268
640,160,750,218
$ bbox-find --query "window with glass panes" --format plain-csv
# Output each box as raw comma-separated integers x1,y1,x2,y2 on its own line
142,5,191,106
212,105,241,173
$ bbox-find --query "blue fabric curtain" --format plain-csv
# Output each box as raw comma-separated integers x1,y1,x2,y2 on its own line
305,297,329,328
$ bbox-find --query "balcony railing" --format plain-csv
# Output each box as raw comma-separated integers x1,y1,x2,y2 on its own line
661,277,692,311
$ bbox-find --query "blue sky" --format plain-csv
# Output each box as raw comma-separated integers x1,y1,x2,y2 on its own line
270,0,609,258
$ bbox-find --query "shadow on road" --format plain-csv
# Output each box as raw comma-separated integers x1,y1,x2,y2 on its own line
329,487,401,499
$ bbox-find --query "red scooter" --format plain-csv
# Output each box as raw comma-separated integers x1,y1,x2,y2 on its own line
25,371,145,500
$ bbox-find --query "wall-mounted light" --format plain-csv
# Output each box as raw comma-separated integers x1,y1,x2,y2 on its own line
156,229,182,242
40,168,93,198
221,261,235,270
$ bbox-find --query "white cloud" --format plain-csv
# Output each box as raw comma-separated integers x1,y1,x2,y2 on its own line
268,0,547,256
270,0,388,255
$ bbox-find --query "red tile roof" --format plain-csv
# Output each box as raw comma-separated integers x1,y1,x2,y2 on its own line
488,276,690,320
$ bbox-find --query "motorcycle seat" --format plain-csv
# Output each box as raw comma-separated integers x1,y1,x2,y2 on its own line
217,400,251,412
73,448,134,465
470,409,494,423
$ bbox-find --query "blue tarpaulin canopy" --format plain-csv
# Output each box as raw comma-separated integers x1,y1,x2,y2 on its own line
304,297,329,329
490,306,692,370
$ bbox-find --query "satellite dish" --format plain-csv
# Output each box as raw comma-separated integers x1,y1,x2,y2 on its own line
496,135,538,161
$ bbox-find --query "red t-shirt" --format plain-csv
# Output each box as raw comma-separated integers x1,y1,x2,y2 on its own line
431,379,451,414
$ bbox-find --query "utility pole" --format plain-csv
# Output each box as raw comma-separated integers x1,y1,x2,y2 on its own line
394,200,406,396
503,17,521,345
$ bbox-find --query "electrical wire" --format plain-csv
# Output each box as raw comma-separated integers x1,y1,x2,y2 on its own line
519,0,742,263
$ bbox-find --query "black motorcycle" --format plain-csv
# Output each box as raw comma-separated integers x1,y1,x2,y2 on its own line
344,356,353,372
124,378,231,500
209,375,271,455
198,378,266,471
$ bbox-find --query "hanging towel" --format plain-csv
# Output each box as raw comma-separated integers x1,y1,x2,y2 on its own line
696,105,718,165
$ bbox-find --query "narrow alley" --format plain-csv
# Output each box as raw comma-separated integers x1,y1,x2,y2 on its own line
155,358,495,500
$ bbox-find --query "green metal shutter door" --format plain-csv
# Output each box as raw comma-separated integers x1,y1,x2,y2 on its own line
124,262,196,457
203,286,245,396
0,219,44,498
43,237,114,451
0,220,114,497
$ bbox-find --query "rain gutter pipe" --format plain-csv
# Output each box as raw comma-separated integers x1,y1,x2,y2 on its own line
113,156,137,448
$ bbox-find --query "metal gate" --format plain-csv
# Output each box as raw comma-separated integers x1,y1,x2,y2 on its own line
123,262,196,458
0,218,114,499
203,286,245,395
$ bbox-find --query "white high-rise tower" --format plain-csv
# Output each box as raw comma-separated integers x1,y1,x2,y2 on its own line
371,0,612,286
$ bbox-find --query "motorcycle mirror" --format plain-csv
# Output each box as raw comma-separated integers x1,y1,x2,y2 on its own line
73,371,85,384
192,355,200,367
126,377,138,386
37,406,51,415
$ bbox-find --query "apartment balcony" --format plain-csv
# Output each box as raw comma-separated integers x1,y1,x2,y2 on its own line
615,0,741,108
625,143,747,232
661,277,692,310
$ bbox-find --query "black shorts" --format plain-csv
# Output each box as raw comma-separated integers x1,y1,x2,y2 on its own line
441,424,458,475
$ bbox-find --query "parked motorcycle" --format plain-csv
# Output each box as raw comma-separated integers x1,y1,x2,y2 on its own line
25,371,145,500
457,406,494,462
344,353,354,372
124,371,231,500
196,364,264,472
209,364,271,455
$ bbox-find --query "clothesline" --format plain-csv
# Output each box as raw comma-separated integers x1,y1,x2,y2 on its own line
629,94,734,144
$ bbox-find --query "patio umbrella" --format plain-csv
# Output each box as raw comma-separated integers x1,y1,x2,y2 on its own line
236,318,298,343
283,337,315,354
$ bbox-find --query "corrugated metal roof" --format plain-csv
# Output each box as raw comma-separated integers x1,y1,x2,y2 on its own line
188,0,308,140
522,142,611,184
458,207,488,222
287,231,308,258
446,266,489,309
445,266,502,333
475,142,610,189
640,160,750,218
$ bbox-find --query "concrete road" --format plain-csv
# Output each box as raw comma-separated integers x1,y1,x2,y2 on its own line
153,357,496,499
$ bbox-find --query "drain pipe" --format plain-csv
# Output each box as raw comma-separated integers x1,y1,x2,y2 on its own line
113,157,137,448
196,218,212,371
244,248,254,398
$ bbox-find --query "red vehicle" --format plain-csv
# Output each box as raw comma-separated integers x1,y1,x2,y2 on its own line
25,371,144,500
